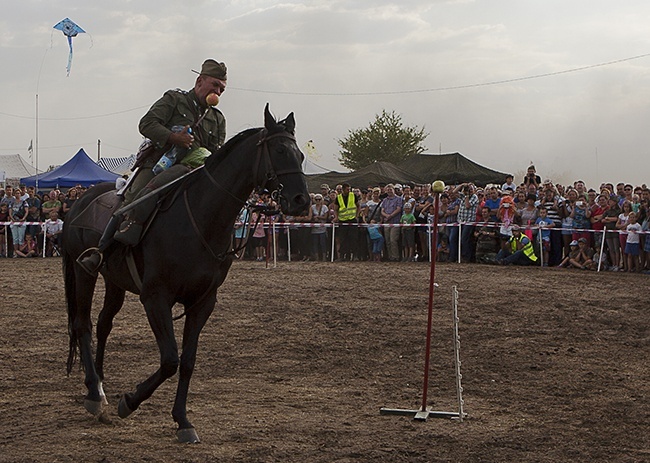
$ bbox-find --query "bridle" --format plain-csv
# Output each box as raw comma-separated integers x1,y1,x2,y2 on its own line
185,127,304,261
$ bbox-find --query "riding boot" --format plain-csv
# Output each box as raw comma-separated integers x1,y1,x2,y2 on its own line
77,214,122,275
114,194,158,246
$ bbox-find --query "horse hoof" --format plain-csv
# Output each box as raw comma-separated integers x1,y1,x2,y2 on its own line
84,399,103,416
177,427,200,444
117,395,134,419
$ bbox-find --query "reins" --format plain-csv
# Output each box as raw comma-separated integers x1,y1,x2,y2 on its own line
183,128,298,262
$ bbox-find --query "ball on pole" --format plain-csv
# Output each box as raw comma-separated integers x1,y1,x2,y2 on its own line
432,180,445,194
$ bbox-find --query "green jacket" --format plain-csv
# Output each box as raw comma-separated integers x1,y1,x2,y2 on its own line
139,88,226,155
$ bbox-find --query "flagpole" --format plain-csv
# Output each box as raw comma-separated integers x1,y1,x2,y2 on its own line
35,93,39,191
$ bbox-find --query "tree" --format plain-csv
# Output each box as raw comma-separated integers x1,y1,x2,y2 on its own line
338,110,429,171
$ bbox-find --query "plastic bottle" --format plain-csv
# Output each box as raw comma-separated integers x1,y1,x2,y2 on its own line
152,126,192,175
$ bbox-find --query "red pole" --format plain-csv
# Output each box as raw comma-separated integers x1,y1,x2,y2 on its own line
421,191,441,412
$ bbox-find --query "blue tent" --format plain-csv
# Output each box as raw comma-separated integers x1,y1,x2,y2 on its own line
21,148,119,188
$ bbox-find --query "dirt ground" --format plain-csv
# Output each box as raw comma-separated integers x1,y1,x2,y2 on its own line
0,258,648,463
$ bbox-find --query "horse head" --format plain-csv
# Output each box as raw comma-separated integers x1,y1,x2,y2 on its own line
257,104,310,216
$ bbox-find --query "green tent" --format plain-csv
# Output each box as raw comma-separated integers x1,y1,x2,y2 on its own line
305,161,426,192
398,152,509,186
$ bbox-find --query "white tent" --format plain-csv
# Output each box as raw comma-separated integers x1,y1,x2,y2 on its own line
0,154,40,185
97,154,136,175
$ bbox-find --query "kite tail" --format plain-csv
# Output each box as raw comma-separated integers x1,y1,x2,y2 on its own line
66,35,73,76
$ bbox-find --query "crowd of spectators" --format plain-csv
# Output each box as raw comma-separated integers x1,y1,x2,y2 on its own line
0,184,85,257
3,167,650,274
238,165,650,273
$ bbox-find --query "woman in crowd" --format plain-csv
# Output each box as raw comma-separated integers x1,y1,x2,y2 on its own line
309,193,330,261
559,189,576,258
570,191,592,243
62,188,79,217
0,203,9,257
9,188,29,257
520,193,539,236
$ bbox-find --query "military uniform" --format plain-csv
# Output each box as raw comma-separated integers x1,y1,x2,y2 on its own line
124,88,226,204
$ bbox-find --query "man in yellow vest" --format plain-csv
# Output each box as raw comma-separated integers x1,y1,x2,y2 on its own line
333,183,359,261
496,225,538,265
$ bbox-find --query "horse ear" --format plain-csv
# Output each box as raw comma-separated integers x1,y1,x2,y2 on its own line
284,112,295,133
264,103,276,129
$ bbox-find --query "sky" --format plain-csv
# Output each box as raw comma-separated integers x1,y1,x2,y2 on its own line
2,0,650,189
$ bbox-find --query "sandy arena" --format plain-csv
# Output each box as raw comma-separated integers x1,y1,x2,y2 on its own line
0,258,648,462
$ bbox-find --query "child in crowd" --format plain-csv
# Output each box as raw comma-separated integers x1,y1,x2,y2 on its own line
625,211,642,272
437,235,450,262
557,240,580,268
535,206,554,266
15,233,37,258
400,202,416,261
367,219,384,262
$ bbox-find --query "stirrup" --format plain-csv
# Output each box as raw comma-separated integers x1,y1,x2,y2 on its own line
77,247,103,275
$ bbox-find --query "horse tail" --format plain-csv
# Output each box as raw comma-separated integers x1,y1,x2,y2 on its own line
63,248,79,375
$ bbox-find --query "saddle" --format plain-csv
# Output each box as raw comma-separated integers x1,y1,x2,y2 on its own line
67,191,121,234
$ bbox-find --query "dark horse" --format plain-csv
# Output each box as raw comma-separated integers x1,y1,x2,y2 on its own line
62,105,310,443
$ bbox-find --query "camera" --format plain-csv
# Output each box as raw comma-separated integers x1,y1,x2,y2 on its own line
576,201,583,206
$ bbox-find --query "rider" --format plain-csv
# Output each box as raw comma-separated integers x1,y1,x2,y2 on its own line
78,59,228,274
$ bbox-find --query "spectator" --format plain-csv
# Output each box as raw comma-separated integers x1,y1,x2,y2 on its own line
367,219,384,262
540,187,563,266
62,188,79,217
642,208,650,273
453,183,479,263
535,206,554,266
9,188,29,257
483,187,501,221
559,190,576,259
590,194,609,252
1,185,14,207
570,192,592,243
520,193,539,233
250,210,267,262
573,237,597,270
0,203,9,257
42,193,62,220
557,240,580,268
497,194,518,254
523,165,541,188
44,210,64,257
496,225,538,266
442,190,460,262
333,183,359,261
15,233,37,258
474,206,500,264
602,196,621,271
616,200,633,271
309,194,329,261
501,174,516,193
380,184,403,261
400,202,416,261
625,211,642,273
233,207,250,259
413,185,433,261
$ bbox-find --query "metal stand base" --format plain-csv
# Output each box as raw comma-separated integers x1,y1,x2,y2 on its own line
380,407,466,421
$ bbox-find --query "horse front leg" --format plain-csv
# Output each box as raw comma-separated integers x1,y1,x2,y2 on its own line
94,281,126,406
172,296,216,443
118,294,178,420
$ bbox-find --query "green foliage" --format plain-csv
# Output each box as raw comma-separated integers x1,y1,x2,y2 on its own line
338,110,429,171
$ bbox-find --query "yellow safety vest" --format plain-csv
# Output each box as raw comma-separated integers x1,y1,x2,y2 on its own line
510,234,538,261
337,193,357,222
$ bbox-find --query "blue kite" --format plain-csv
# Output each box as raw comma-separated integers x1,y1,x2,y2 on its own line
53,18,85,76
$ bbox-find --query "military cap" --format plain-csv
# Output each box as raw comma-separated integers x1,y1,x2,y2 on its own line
193,59,227,81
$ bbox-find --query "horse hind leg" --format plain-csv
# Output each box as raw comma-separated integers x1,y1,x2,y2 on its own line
67,267,105,416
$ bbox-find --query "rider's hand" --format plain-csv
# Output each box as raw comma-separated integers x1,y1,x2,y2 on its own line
168,126,194,149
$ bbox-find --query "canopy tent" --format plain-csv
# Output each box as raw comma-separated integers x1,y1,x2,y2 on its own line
0,154,39,184
21,148,119,188
98,154,136,175
305,161,426,192
398,152,509,186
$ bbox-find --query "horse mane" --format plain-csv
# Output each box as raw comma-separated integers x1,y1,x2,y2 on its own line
204,127,262,170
